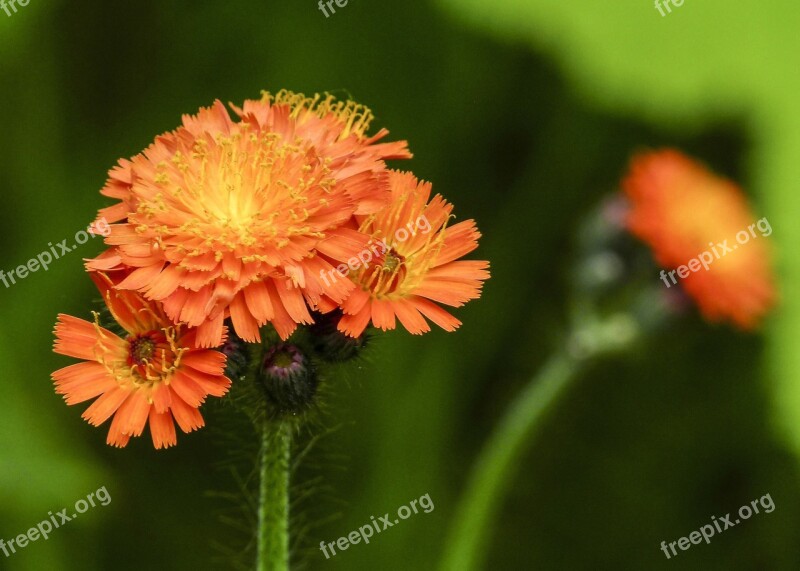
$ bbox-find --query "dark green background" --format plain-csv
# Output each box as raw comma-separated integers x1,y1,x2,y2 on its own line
1,1,798,569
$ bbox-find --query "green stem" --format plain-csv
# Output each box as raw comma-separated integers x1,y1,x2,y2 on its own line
257,418,291,571
439,312,644,571
439,352,582,571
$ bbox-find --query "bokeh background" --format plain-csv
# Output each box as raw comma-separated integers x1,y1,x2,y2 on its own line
1,1,799,569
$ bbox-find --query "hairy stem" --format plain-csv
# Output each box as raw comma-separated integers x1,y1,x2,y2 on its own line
257,418,291,571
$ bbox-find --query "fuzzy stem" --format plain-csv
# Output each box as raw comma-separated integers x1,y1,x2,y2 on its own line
257,418,291,571
439,352,580,571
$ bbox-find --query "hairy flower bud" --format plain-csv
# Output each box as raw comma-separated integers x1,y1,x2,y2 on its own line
259,344,317,414
309,311,368,362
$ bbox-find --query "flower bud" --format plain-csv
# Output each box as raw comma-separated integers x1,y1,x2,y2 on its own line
259,343,317,414
308,311,368,362
221,328,250,379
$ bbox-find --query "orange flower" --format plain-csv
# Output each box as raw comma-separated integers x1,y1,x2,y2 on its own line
623,149,776,329
335,171,489,336
88,91,411,347
52,273,231,449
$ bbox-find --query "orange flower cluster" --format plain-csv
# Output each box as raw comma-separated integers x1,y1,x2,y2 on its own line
53,91,490,448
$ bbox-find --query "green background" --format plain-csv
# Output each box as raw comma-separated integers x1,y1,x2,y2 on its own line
1,1,798,569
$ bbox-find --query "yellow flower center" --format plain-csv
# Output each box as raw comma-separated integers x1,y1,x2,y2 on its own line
135,129,337,271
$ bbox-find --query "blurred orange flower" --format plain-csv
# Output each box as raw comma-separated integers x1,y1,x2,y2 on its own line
88,91,411,346
52,273,231,449
336,171,490,336
623,149,776,329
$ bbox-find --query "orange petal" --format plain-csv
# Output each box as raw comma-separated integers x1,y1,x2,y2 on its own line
161,287,191,324
52,362,117,405
183,368,232,398
53,314,122,360
196,311,226,348
117,263,165,290
106,224,146,246
275,281,313,325
181,350,227,376
340,288,370,315
371,299,396,331
144,265,186,300
151,382,173,414
434,220,481,267
85,249,123,271
106,412,132,448
114,390,152,437
179,284,213,327
390,300,430,335
338,305,372,337
243,281,274,323
149,409,177,450
82,386,131,426
171,370,207,408
170,393,205,434
410,297,461,332
230,292,261,342
316,228,371,262
90,272,159,334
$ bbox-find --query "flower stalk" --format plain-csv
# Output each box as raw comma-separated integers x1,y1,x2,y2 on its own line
257,417,292,571
439,351,580,571
440,312,642,571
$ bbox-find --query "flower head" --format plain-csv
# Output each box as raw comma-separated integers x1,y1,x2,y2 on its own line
52,273,232,449
336,171,490,336
623,149,776,329
88,91,411,347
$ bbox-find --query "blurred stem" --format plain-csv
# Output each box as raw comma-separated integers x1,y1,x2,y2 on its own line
257,418,291,571
439,351,581,571
440,314,639,571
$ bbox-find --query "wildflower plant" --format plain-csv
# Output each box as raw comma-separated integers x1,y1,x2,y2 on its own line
51,91,489,571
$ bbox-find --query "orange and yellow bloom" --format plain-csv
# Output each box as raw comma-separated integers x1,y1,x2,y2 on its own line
623,149,776,329
54,90,488,449
88,91,411,347
337,171,490,336
52,273,231,449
